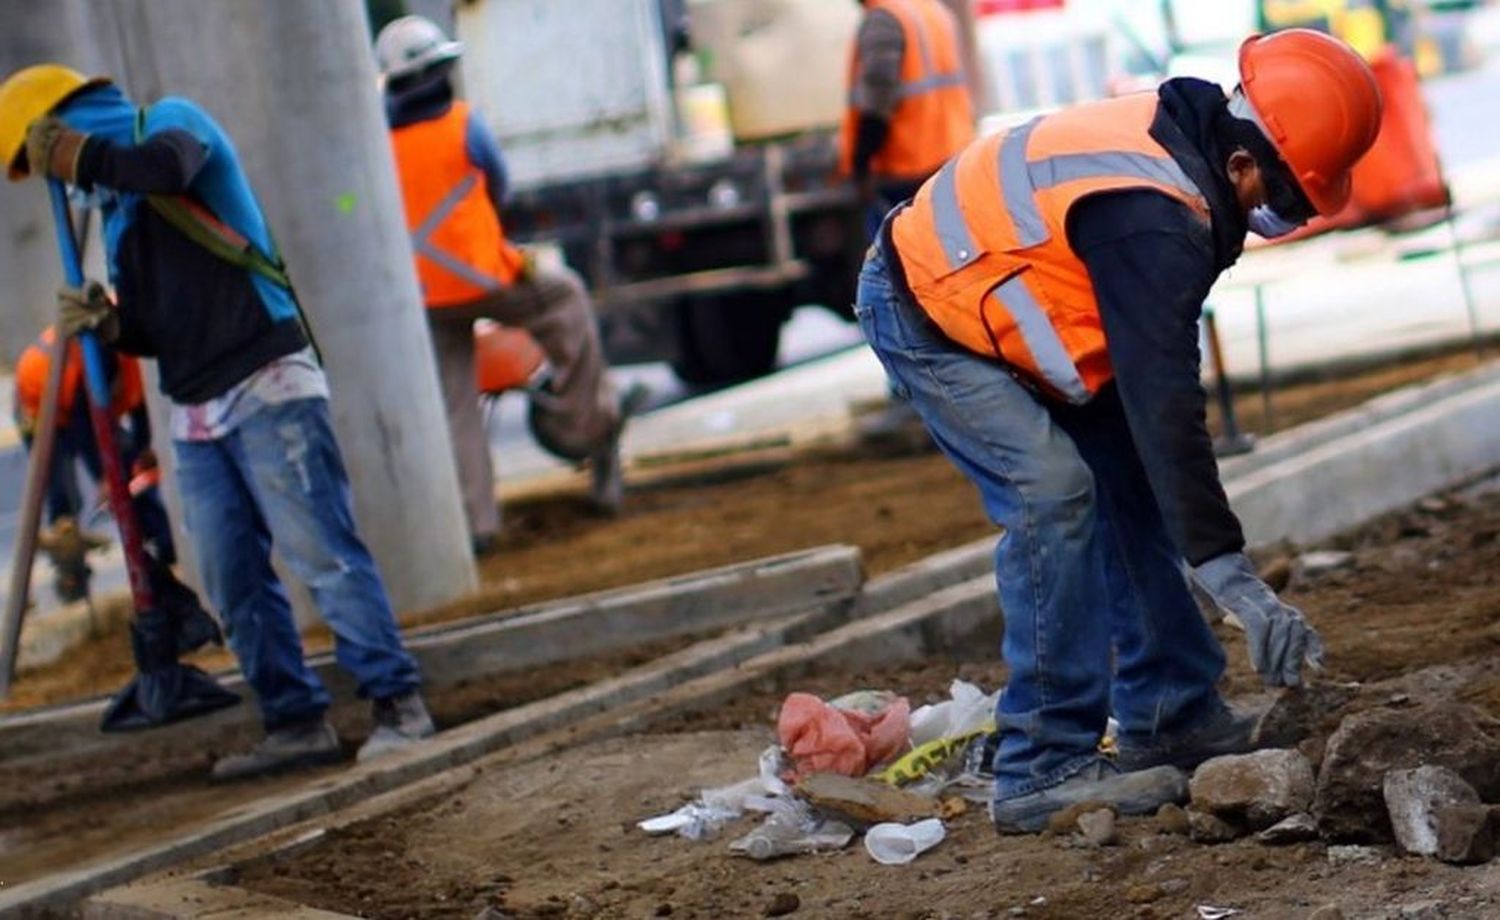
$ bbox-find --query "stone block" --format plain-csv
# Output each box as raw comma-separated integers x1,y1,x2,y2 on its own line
1315,703,1500,842
1190,748,1315,830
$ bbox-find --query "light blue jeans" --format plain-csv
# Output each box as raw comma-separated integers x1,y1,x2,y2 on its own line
175,397,419,730
854,242,1227,799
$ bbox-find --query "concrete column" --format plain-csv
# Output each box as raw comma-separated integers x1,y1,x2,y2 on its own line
938,0,991,114
95,0,477,615
0,0,112,362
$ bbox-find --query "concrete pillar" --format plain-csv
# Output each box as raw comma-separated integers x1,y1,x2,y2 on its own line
94,0,477,615
938,0,991,114
0,0,111,363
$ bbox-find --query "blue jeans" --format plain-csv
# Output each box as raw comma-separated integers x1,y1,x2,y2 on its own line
854,243,1226,798
174,397,420,730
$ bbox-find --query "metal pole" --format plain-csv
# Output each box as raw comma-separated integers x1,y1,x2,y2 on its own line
1203,306,1254,457
1446,204,1485,359
1254,284,1275,434
99,0,477,614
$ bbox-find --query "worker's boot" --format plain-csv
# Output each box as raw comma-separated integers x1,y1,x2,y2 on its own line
211,718,342,781
1113,701,1262,772
356,691,436,763
588,382,650,515
991,758,1188,834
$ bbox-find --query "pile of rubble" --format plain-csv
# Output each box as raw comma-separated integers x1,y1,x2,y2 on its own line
1057,697,1500,868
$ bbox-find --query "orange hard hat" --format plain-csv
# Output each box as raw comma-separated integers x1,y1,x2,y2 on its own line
1237,29,1383,216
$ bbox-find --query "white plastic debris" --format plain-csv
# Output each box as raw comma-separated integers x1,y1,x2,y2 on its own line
639,746,794,841
864,818,947,865
1197,907,1239,920
909,680,998,747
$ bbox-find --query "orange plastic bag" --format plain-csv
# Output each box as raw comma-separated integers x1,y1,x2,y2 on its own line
777,691,912,779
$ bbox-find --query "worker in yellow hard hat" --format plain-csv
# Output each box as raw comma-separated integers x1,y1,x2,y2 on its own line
0,63,437,773
855,30,1382,832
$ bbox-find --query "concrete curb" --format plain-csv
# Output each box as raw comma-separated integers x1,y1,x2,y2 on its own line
0,545,863,765
1229,366,1500,548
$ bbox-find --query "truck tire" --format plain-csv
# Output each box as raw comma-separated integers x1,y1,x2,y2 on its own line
670,293,787,386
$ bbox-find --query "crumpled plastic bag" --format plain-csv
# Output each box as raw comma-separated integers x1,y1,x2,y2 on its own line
777,690,911,779
908,679,998,747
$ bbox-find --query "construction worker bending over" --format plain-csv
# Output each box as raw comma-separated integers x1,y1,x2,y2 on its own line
14,325,175,601
0,66,436,779
377,16,645,551
841,0,975,241
855,30,1381,831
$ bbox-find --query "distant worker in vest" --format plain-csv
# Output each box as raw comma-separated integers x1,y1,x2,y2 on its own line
0,65,436,778
14,325,174,601
855,30,1381,831
841,0,975,241
376,16,645,552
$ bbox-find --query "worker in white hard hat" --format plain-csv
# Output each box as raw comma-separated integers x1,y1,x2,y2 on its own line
375,15,647,551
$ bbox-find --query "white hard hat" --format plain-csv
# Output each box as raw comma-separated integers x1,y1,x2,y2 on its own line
375,15,463,80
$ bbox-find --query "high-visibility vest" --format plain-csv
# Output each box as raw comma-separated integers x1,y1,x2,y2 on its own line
390,101,526,309
890,92,1209,404
14,327,144,432
839,0,975,182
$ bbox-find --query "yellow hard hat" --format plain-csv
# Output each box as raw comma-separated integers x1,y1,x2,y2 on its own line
0,64,111,181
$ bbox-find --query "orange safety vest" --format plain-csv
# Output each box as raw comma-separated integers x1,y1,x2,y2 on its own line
839,0,975,182
891,92,1209,404
389,101,526,309
14,327,144,431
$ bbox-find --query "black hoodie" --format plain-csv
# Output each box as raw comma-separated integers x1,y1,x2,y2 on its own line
1059,77,1252,566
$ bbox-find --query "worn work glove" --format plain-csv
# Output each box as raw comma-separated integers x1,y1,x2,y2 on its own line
1192,552,1325,688
57,282,119,343
25,115,89,183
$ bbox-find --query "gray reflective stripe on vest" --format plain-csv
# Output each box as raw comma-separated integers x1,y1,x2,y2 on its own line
1028,150,1199,196
411,172,502,293
899,71,968,98
930,157,981,270
998,118,1204,250
851,0,965,106
998,117,1048,247
991,274,1091,404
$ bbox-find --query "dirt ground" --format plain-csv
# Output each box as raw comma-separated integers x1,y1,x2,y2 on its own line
3,347,1485,712
234,482,1500,920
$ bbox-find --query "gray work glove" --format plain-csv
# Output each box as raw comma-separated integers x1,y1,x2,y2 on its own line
57,281,119,343
1192,552,1324,688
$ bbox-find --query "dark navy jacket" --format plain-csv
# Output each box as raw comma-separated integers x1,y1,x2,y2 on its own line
59,85,307,404
1064,78,1252,565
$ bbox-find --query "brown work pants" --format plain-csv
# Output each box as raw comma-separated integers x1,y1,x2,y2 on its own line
426,263,619,541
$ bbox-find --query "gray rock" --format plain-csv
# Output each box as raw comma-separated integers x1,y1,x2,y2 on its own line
1257,683,1361,748
1188,808,1242,843
1190,749,1316,830
1384,765,1482,857
1315,703,1500,842
1076,808,1117,847
1398,899,1447,919
1326,844,1384,866
1255,812,1319,845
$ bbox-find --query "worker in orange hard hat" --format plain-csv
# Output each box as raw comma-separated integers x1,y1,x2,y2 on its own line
14,325,175,601
854,29,1381,832
840,0,975,242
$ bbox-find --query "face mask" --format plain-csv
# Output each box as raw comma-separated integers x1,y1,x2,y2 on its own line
1247,204,1302,239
